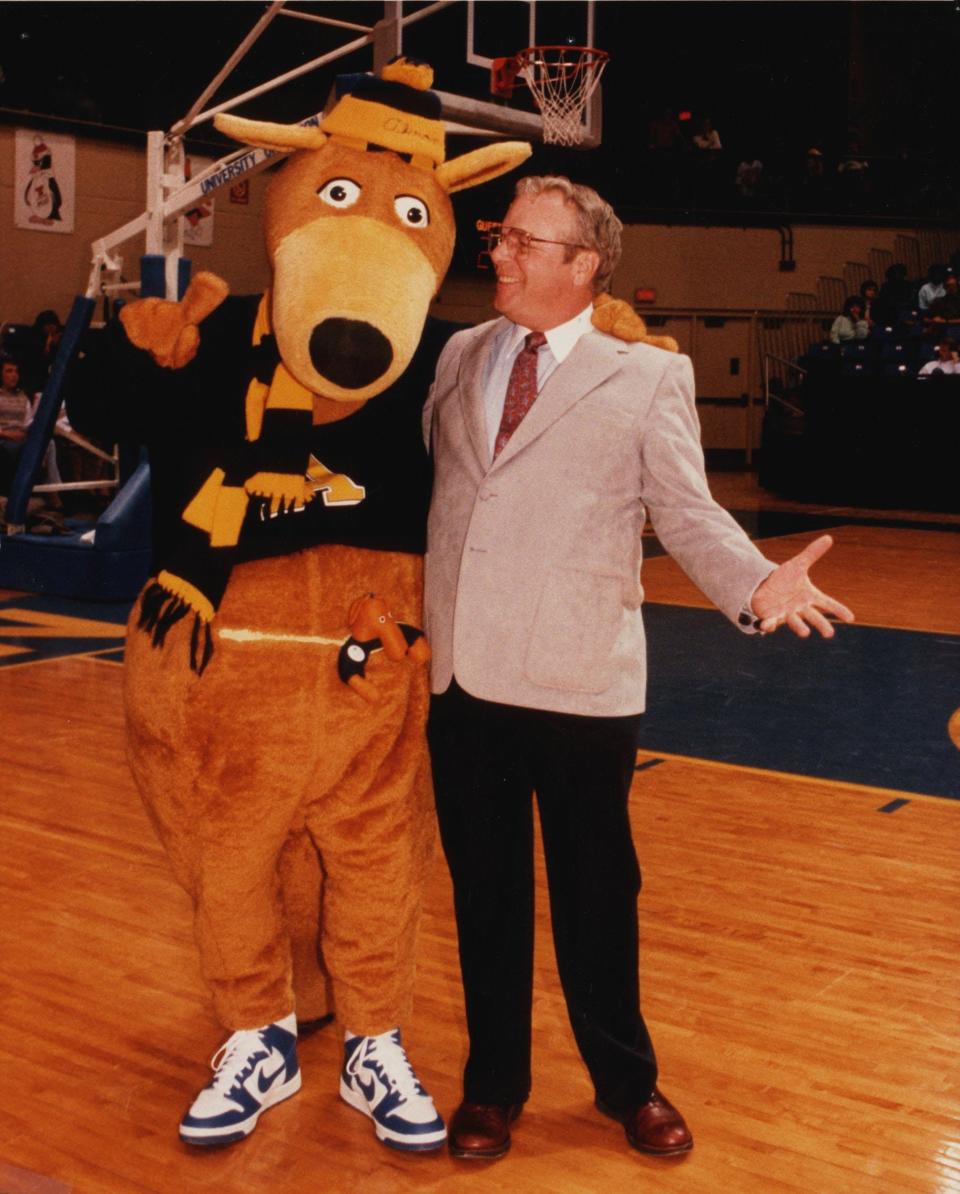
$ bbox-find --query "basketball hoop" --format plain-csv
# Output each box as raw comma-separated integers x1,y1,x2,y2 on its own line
512,45,609,147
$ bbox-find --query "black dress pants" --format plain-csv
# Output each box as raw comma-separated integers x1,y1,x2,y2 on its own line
427,679,658,1113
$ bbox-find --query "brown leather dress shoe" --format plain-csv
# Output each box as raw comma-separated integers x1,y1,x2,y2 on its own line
448,1101,523,1159
596,1088,693,1156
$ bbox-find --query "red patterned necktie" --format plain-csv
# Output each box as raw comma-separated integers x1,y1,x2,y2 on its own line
493,331,547,458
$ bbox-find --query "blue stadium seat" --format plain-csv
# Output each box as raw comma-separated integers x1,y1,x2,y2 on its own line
840,357,877,378
801,341,840,376
840,340,876,362
880,339,909,365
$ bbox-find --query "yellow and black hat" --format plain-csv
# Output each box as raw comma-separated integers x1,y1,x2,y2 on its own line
321,58,444,171
215,58,531,195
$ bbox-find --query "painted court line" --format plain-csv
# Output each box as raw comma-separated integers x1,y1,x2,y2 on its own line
635,750,959,808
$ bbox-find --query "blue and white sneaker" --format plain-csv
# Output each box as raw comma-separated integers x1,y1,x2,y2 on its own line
179,1013,300,1146
339,1028,446,1152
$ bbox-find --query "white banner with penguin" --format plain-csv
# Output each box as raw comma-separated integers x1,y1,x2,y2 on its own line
14,129,76,233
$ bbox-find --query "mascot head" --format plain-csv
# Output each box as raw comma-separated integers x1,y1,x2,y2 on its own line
216,59,530,404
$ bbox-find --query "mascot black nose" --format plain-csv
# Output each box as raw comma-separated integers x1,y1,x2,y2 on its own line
309,319,393,390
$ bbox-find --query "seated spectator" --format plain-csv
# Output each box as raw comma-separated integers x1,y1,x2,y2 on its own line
859,279,879,327
0,355,61,498
917,265,947,312
918,336,960,375
692,116,722,151
874,264,914,327
925,274,960,328
648,107,683,152
0,356,30,488
735,154,763,199
26,308,64,393
799,146,827,204
837,138,870,195
829,296,869,344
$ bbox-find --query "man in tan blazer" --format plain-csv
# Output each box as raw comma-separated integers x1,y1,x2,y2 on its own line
424,175,853,1162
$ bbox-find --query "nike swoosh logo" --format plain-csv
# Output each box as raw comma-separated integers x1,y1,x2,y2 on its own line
257,1061,287,1093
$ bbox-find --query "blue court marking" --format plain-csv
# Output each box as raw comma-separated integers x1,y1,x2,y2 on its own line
877,798,911,813
0,593,131,668
637,604,960,801
727,509,960,541
643,508,960,558
634,757,665,772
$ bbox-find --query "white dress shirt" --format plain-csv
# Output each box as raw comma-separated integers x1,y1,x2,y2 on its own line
918,357,960,375
482,304,596,456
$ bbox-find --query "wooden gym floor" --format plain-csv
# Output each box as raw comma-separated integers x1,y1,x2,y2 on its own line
2,470,958,1194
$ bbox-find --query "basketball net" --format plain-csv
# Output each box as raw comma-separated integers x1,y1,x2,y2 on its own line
515,46,609,147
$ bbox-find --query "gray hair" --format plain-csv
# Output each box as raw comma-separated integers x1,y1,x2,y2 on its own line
514,175,622,294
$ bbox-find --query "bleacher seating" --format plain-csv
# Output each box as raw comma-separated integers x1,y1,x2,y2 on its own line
762,255,960,512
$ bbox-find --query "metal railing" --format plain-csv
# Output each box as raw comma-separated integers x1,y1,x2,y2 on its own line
762,354,806,415
634,306,832,392
627,307,836,461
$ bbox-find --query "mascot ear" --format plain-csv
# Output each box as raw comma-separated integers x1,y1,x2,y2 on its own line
214,112,328,153
436,141,532,194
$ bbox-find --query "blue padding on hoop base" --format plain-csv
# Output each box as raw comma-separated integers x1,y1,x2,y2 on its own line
0,459,153,601
92,460,152,552
139,255,192,299
1,294,155,601
139,254,167,299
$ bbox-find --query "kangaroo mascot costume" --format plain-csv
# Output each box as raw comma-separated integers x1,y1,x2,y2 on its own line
68,58,668,1155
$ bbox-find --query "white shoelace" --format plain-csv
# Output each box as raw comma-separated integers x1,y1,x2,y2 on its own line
209,1028,267,1090
365,1033,424,1101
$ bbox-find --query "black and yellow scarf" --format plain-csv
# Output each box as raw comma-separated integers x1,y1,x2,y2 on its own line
138,293,314,672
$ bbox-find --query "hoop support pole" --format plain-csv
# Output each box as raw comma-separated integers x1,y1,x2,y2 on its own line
177,32,375,132
170,1,285,137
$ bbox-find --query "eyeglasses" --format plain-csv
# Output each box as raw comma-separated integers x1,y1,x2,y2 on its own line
481,222,587,257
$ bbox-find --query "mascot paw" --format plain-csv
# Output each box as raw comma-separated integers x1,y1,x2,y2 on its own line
639,332,680,352
591,293,679,352
120,271,229,368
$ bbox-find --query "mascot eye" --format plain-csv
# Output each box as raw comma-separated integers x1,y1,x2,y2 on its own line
318,178,361,208
394,195,429,228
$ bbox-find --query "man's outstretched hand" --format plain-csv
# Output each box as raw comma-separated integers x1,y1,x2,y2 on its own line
751,534,855,638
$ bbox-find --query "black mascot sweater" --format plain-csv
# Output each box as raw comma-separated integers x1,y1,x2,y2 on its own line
67,296,462,667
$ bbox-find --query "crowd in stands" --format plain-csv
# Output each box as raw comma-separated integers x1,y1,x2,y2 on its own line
0,309,64,395
803,256,960,381
764,255,960,512
636,110,951,219
0,308,111,530
0,310,63,501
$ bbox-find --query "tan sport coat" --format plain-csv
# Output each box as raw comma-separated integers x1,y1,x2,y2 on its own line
423,318,776,717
